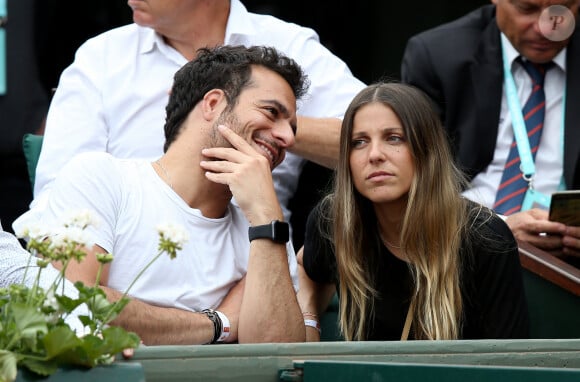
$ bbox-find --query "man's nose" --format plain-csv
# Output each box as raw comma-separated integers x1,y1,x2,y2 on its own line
272,120,296,148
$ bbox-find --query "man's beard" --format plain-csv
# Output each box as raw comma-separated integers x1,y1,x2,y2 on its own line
208,109,245,149
207,108,282,168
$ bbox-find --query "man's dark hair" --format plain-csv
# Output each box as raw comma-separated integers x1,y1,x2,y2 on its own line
163,45,309,151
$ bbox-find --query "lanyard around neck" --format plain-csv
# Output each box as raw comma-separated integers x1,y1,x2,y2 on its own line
501,43,567,209
501,46,567,174
501,46,537,178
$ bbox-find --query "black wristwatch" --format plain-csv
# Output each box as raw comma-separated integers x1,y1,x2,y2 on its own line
248,220,289,244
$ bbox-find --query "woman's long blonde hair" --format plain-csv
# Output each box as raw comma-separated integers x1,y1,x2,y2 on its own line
329,82,469,340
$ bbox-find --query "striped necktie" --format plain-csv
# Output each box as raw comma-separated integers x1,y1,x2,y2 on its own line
493,59,552,215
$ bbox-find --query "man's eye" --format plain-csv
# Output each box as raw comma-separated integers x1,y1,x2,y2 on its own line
514,3,536,14
265,107,279,116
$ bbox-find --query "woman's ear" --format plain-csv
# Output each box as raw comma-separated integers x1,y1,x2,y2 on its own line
201,89,227,121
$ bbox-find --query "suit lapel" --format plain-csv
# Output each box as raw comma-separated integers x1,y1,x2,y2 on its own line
468,16,503,175
564,29,580,188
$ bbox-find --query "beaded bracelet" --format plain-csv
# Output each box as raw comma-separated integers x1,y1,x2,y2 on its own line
302,311,319,319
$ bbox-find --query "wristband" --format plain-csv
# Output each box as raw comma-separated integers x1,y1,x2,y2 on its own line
201,309,222,344
215,310,230,342
304,319,321,333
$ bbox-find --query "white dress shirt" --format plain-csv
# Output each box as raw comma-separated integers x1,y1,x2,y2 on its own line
463,33,565,209
14,0,365,232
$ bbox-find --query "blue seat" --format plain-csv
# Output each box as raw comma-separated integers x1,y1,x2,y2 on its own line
22,133,43,188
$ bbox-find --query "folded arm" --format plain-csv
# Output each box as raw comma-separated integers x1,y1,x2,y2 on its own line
56,243,242,345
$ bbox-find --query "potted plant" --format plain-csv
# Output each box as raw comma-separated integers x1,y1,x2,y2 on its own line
0,211,187,382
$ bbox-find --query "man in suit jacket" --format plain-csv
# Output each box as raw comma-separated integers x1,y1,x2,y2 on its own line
401,1,580,257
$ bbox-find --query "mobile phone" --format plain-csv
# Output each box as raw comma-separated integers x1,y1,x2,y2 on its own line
548,191,580,226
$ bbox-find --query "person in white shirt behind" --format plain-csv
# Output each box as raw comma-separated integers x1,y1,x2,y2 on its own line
15,0,365,238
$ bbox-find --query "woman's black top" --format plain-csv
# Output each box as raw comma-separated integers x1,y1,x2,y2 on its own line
302,201,530,340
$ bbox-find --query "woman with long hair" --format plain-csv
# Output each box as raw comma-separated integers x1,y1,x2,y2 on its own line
297,82,529,341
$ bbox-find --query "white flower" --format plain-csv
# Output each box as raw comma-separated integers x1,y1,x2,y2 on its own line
50,226,95,250
43,288,59,311
156,222,189,247
61,209,100,229
43,288,61,324
15,222,52,241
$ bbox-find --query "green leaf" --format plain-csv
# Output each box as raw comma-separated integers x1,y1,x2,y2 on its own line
74,282,98,299
98,300,127,325
42,326,82,359
10,303,48,339
19,358,57,378
76,285,113,319
77,315,97,332
91,295,113,315
53,335,101,368
54,346,91,368
78,335,106,365
55,294,83,314
0,350,18,382
73,281,88,293
0,296,9,310
100,327,140,356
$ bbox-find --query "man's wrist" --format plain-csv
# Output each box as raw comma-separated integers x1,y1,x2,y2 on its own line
248,220,289,244
201,309,230,344
215,310,230,342
303,311,321,334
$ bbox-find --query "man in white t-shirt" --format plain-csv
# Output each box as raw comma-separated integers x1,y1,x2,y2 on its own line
40,45,308,345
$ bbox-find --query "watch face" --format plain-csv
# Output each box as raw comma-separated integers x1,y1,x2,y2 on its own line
248,220,289,243
273,221,289,243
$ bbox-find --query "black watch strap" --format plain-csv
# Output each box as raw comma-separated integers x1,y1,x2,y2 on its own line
248,220,289,244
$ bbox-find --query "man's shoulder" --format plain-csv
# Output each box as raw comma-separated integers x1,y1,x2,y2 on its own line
85,23,141,41
238,6,320,46
75,23,144,54
69,151,117,166
411,5,496,44
62,152,129,180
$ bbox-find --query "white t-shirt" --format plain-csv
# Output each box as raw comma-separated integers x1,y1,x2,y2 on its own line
40,152,298,311
16,0,365,232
